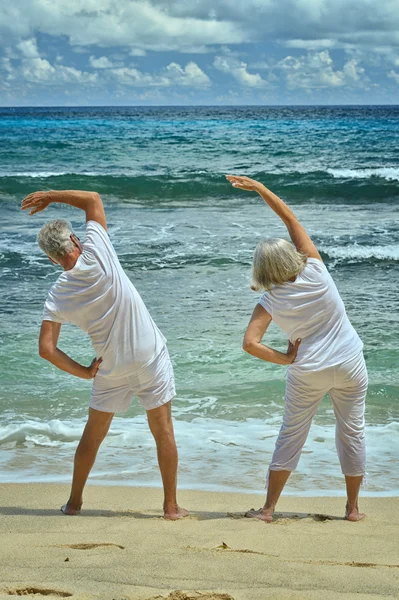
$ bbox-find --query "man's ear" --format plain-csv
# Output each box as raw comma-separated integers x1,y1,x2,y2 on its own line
70,233,83,252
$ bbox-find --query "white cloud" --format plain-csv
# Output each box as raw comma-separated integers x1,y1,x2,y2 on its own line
283,39,338,50
108,61,210,88
130,48,147,57
1,1,399,57
89,55,115,69
388,70,399,83
214,56,267,87
0,1,248,53
21,57,98,85
16,38,40,58
0,1,398,103
278,51,366,89
165,61,211,86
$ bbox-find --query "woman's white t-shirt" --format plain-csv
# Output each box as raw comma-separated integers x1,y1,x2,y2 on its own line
258,258,363,372
42,220,166,379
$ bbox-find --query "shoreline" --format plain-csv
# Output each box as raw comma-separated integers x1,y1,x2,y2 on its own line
1,483,398,600
0,477,398,497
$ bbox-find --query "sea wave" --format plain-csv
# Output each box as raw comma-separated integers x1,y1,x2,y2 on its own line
328,167,399,182
321,244,399,264
1,170,397,204
0,416,398,494
2,166,399,181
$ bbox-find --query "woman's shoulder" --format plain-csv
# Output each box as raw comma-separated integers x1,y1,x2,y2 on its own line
304,257,328,274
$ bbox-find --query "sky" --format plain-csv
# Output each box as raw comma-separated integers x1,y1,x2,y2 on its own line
0,0,399,106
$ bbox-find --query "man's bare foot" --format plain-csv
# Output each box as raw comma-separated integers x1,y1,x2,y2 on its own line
245,508,274,523
163,506,189,520
345,502,365,521
61,503,81,516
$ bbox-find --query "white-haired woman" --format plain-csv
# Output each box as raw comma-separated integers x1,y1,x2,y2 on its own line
226,175,367,522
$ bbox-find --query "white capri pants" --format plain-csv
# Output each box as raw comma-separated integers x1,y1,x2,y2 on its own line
269,351,368,479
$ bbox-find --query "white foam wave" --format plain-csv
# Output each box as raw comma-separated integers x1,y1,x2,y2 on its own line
322,244,399,262
327,167,399,181
0,416,398,494
0,171,99,178
2,166,399,182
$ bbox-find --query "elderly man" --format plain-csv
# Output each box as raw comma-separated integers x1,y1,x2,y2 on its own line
22,190,187,519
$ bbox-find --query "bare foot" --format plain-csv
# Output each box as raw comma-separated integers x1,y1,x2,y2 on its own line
345,509,366,521
245,508,274,523
61,503,81,516
345,502,365,521
163,506,189,520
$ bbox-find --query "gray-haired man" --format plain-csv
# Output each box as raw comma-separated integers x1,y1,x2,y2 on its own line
22,190,188,519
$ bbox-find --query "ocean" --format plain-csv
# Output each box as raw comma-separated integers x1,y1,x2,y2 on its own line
0,105,398,496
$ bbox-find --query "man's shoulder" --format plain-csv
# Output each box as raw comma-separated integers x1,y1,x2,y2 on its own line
46,271,71,298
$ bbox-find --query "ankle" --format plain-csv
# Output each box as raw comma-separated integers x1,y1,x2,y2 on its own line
68,497,83,509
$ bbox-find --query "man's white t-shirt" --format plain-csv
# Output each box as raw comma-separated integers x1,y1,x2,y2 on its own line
258,258,363,372
42,220,166,379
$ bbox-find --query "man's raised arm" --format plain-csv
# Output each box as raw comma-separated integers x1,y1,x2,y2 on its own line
21,190,107,230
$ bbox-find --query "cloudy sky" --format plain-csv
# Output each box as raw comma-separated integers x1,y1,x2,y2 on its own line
1,0,399,106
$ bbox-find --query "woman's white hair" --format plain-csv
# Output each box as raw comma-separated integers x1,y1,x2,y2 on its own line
37,219,75,261
251,238,307,291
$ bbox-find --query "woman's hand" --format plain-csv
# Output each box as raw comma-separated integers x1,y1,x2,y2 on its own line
85,357,103,379
226,175,263,192
286,339,301,364
21,191,52,215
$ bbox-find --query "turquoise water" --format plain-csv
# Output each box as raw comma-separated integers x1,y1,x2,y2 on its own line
0,106,398,494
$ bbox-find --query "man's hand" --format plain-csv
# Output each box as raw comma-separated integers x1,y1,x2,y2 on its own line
286,339,301,364
86,357,103,379
22,191,52,215
226,175,263,192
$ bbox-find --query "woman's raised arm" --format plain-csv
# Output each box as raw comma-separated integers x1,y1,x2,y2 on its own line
226,175,321,261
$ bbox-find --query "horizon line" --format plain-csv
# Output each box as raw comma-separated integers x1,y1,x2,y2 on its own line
1,103,399,109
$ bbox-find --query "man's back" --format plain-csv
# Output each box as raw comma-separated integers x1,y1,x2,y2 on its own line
43,220,166,378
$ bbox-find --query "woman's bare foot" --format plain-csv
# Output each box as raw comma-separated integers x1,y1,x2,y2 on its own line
245,508,274,523
163,505,189,520
345,502,365,521
61,503,82,516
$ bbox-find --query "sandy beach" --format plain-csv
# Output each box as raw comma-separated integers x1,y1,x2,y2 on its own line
0,484,398,600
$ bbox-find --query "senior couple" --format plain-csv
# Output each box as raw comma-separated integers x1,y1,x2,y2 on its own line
22,176,367,522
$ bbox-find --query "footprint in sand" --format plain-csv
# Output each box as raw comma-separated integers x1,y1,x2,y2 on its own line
227,511,336,523
147,592,233,600
55,542,125,550
5,587,72,597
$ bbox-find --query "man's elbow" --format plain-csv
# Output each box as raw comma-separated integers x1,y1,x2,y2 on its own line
91,191,102,204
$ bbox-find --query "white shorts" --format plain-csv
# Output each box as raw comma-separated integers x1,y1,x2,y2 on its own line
90,346,175,413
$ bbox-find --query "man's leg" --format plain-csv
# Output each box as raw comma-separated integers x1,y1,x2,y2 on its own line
146,401,188,520
62,407,114,515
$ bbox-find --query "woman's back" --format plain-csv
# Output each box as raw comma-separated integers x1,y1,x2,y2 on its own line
259,258,363,371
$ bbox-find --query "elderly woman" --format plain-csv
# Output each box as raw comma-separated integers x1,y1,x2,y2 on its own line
226,175,367,522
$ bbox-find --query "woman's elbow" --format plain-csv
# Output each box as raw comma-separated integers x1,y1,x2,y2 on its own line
242,338,256,354
39,344,54,360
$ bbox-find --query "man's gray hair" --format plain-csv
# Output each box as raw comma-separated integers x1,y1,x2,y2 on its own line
37,219,75,261
251,238,307,291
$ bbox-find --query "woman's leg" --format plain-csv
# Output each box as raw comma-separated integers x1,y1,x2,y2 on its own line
330,353,368,521
248,368,330,521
